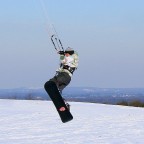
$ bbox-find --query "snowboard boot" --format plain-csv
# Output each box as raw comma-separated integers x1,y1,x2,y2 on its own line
63,98,70,111
66,102,70,111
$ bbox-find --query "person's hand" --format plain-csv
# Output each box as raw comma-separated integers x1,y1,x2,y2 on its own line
58,51,65,55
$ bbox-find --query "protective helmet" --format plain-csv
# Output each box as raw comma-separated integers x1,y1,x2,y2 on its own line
65,47,74,55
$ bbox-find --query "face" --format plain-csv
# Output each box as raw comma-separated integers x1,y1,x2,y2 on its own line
65,53,70,57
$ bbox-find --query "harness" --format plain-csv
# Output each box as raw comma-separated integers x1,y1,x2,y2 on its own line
62,65,76,74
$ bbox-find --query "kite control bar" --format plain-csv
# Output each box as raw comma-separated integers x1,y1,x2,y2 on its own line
51,34,64,52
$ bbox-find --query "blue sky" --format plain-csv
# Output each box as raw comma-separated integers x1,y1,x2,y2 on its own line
0,0,144,88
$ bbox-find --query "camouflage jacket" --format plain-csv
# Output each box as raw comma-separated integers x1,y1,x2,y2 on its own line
57,51,79,77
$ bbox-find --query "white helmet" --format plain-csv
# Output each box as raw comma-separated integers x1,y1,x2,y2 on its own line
65,47,74,52
65,47,74,55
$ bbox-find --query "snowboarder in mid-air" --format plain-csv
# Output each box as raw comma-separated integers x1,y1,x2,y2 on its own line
41,0,78,123
44,47,79,111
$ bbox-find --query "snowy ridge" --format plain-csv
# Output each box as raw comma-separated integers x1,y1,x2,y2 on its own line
0,99,144,144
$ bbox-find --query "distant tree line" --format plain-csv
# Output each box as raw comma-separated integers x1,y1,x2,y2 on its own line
117,100,144,108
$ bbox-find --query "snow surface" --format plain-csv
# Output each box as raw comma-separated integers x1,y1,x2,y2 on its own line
0,99,144,144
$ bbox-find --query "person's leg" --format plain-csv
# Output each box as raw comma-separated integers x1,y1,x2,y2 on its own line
56,72,71,93
56,72,71,110
44,72,71,93
44,72,71,111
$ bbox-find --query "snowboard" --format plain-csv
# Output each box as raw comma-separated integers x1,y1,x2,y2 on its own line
44,81,73,123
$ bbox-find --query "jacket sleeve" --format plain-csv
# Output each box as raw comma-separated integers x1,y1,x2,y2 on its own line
71,53,79,68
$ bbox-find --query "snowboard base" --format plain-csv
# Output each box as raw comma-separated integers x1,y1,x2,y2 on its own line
44,81,73,123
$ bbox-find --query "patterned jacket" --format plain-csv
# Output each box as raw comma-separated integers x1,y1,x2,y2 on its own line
57,51,79,77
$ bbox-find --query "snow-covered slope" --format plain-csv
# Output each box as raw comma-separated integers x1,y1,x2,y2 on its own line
0,99,144,144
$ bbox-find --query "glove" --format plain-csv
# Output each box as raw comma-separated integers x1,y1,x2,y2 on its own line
58,51,65,55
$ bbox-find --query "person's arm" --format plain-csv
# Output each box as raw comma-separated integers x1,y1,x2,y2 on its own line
58,51,66,65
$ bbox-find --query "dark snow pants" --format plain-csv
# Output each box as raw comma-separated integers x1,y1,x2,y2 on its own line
44,72,71,93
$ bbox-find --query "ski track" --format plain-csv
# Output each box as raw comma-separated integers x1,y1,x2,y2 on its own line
0,99,144,144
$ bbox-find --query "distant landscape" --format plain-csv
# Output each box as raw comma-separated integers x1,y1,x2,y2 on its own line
0,87,144,107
